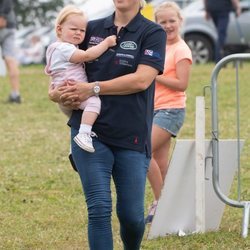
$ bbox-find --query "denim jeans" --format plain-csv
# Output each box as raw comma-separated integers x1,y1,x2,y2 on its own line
210,11,230,62
71,127,150,250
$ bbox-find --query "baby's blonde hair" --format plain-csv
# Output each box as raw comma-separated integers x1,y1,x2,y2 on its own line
154,1,182,22
55,5,86,37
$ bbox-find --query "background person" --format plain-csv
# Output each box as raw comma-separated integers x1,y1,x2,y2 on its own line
146,1,192,224
45,5,116,153
0,0,21,103
204,0,241,62
49,0,166,249
18,35,45,65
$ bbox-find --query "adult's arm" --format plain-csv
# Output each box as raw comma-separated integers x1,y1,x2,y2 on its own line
58,64,159,107
231,0,241,16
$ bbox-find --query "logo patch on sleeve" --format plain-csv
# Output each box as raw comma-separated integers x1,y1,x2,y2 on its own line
144,49,161,59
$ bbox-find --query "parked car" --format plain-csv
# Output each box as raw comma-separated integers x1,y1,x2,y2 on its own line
181,0,250,63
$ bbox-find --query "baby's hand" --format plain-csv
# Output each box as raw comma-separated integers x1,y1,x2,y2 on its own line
105,35,117,47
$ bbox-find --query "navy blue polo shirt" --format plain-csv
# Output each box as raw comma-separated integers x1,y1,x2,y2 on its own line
68,11,166,156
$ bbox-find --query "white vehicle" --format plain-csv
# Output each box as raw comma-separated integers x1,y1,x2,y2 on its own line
182,0,250,63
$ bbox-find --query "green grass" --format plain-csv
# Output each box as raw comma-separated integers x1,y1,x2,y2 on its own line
0,63,249,249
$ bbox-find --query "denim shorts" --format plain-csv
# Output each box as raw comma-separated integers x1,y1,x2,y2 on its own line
153,108,186,137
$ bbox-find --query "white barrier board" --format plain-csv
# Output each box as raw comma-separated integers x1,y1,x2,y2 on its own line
148,139,244,239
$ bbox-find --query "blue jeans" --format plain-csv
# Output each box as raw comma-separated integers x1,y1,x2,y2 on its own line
71,127,150,250
210,11,230,62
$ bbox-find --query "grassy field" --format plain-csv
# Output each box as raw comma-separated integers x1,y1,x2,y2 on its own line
0,63,249,249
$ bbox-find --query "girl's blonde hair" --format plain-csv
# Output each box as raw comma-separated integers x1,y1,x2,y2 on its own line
140,0,146,8
55,5,86,37
154,1,182,22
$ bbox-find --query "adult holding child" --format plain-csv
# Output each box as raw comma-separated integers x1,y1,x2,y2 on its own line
146,1,192,224
45,5,116,153
49,0,166,249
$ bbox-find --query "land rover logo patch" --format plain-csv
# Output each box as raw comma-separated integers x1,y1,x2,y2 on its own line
120,41,137,50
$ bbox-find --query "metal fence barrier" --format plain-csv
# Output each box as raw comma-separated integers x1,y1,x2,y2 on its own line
210,53,250,238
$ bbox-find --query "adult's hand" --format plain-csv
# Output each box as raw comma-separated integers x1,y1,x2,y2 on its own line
59,80,92,109
235,6,241,17
48,84,64,103
48,82,80,110
204,11,210,20
0,17,7,29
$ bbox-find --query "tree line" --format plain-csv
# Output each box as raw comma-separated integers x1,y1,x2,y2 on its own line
14,0,152,28
14,0,75,27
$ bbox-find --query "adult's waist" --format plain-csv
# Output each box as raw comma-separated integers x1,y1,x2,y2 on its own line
68,109,149,153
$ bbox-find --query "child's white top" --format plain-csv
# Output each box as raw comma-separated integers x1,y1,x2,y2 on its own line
45,41,88,86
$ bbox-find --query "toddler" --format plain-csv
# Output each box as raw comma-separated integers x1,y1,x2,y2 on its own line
45,5,116,153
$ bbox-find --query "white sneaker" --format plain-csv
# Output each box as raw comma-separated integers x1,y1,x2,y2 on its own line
73,132,95,153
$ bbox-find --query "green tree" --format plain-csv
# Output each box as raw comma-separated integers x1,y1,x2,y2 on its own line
14,0,74,27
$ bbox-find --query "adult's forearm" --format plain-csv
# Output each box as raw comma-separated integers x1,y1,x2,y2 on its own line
99,64,159,95
59,64,159,107
48,85,61,103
